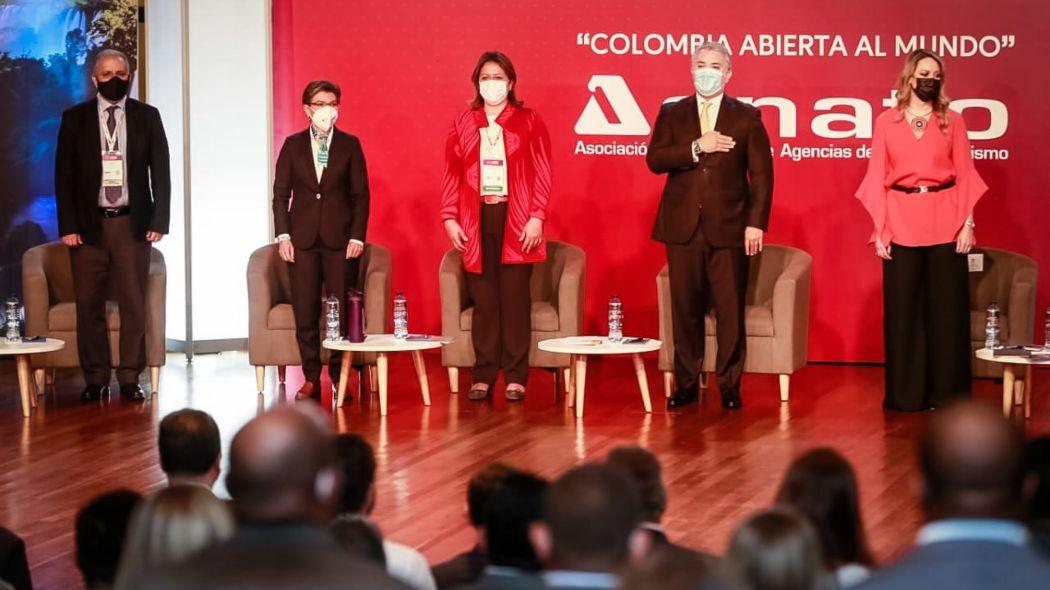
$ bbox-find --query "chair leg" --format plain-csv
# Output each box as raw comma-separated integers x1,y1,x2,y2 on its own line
700,372,709,389
34,369,46,397
150,366,160,395
368,365,378,393
563,368,571,394
255,366,265,393
47,369,56,386
779,374,790,402
448,367,459,393
663,371,674,399
277,365,287,384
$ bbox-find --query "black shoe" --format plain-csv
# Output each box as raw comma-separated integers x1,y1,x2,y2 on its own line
721,389,743,409
667,388,699,409
120,384,146,401
80,384,109,403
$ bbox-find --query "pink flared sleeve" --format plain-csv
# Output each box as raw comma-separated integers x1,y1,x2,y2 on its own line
855,114,891,244
949,112,988,229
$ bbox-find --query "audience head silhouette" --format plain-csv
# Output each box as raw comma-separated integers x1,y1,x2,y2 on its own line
333,433,376,515
727,508,822,590
159,409,222,488
484,469,548,571
531,463,649,572
75,489,141,590
606,445,668,524
225,406,337,524
920,401,1027,521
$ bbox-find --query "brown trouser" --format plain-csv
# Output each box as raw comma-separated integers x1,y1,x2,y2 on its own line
666,223,749,394
465,203,533,387
289,246,359,384
69,215,151,386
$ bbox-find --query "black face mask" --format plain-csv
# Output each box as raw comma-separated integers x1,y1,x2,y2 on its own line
97,76,130,102
913,77,941,103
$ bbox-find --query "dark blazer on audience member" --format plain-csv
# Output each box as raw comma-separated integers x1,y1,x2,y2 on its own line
55,98,171,243
645,526,720,570
272,127,370,250
646,94,773,248
136,524,407,590
856,540,1050,590
433,547,487,589
459,567,544,590
0,527,31,590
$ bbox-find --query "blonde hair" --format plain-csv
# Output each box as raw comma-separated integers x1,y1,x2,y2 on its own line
113,485,235,589
894,49,951,134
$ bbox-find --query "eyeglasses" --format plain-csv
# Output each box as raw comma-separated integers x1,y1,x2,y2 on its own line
309,102,339,108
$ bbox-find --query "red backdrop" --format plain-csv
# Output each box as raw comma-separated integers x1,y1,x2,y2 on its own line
272,0,1048,363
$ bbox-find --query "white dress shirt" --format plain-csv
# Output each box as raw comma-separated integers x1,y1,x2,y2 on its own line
97,93,129,207
383,539,437,590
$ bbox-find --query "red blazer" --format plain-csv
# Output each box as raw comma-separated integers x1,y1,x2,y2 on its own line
441,104,552,274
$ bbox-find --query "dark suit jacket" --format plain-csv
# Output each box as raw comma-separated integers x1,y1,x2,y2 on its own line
136,524,408,590
457,567,543,590
54,98,171,243
646,527,720,571
646,94,773,247
0,527,31,590
856,540,1050,590
273,128,370,250
433,547,487,588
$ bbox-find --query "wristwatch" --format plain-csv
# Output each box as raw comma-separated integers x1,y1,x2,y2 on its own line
964,219,976,228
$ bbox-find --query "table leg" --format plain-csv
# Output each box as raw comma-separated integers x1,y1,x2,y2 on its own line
574,356,588,419
632,354,653,413
1025,365,1033,419
565,355,576,409
336,351,352,408
377,353,389,416
412,350,431,406
1002,366,1016,417
15,355,32,417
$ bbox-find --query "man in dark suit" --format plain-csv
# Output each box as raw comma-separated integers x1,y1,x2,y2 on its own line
646,42,773,410
273,79,370,401
55,48,170,402
0,526,31,590
605,446,719,569
138,406,405,589
858,402,1050,590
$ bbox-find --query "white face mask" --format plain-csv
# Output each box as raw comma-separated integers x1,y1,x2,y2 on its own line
479,79,509,106
310,105,338,133
693,67,725,97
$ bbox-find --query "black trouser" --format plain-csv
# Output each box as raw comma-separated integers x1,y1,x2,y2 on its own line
289,245,359,384
70,215,152,387
883,242,971,411
465,203,533,387
665,224,749,394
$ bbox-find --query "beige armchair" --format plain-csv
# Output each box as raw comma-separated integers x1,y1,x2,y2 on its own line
657,244,811,402
247,242,391,393
22,241,167,394
970,247,1038,378
439,240,585,392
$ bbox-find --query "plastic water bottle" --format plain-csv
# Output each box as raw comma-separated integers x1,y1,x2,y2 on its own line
608,294,623,343
5,296,20,342
393,291,408,339
324,295,341,341
1043,307,1050,352
984,301,1001,350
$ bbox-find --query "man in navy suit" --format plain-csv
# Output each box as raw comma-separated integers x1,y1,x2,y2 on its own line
859,402,1050,590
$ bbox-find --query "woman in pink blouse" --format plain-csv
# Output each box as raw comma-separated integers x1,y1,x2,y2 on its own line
856,49,987,411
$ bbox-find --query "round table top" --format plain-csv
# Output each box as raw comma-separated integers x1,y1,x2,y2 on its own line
976,347,1050,366
538,336,662,355
0,337,65,356
322,334,447,353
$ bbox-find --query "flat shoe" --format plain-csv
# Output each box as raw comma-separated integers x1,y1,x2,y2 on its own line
505,388,525,402
467,385,490,401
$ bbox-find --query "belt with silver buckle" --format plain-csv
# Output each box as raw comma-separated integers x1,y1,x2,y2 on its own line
99,206,131,218
480,196,509,205
890,179,956,194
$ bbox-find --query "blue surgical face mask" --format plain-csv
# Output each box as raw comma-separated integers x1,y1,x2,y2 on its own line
693,67,725,96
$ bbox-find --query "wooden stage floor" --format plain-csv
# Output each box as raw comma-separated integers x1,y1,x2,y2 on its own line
1,351,1047,589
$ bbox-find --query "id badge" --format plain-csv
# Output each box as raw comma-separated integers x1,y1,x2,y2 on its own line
480,158,507,195
102,151,124,187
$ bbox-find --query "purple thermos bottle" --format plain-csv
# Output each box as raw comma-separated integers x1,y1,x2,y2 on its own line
346,290,365,342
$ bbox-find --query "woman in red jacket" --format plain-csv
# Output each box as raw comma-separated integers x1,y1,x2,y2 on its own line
441,51,552,402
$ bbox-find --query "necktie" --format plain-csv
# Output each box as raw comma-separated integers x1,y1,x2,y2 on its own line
105,106,121,204
700,101,713,135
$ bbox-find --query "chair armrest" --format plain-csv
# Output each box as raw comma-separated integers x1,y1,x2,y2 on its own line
439,250,468,335
246,246,280,335
363,247,391,335
146,249,167,342
771,251,812,371
21,246,51,336
554,247,586,335
1007,264,1038,345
